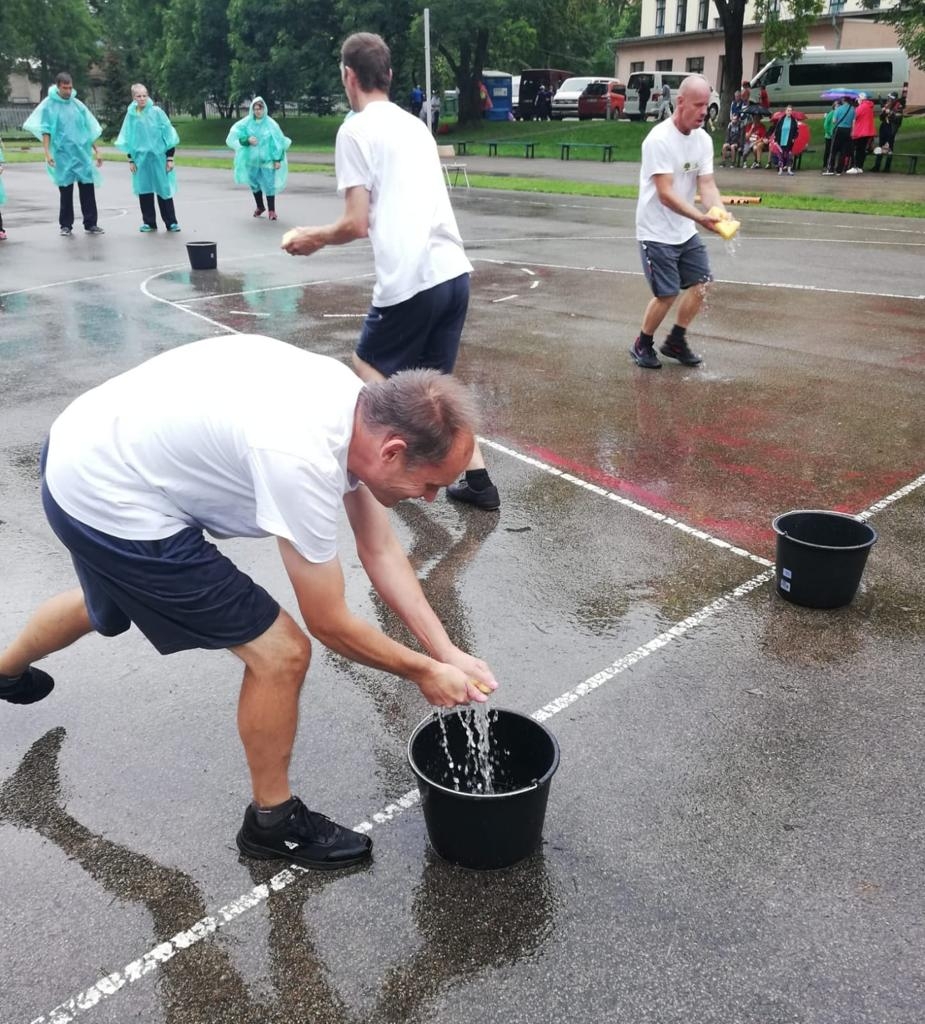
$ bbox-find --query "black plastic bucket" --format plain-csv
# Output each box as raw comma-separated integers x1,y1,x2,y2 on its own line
186,241,217,270
772,509,877,609
407,708,560,870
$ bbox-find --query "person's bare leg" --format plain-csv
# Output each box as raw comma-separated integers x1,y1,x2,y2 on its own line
640,294,677,337
0,588,94,677
674,282,708,328
231,609,311,807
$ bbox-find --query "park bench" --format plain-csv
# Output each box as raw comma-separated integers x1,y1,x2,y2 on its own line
792,147,817,171
560,141,614,162
486,139,536,158
454,140,476,155
881,152,921,174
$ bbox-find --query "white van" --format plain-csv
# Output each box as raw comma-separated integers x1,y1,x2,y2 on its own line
624,71,720,121
551,77,597,119
750,48,909,110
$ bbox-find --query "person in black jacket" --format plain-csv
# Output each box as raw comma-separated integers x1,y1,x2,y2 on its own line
637,76,651,120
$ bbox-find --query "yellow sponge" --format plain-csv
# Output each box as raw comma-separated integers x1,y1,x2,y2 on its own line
707,206,741,239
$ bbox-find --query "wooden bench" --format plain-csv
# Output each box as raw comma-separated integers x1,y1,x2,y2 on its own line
878,152,921,174
560,141,614,162
486,139,536,158
455,140,476,156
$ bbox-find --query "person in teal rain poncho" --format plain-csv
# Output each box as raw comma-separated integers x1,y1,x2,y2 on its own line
23,72,105,236
0,139,7,240
226,97,291,220
116,84,181,232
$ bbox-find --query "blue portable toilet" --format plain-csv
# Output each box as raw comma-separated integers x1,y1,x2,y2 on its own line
480,69,513,121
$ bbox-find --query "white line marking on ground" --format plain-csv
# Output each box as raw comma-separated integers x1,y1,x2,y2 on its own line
491,294,519,303
227,311,270,317
322,313,366,318
478,437,774,568
139,271,239,335
530,280,540,289
26,469,925,1024
520,267,536,276
176,272,374,304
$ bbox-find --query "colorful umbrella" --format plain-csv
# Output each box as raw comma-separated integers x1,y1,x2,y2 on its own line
771,109,807,122
820,88,862,101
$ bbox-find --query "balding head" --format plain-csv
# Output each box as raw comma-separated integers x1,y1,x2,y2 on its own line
675,75,711,133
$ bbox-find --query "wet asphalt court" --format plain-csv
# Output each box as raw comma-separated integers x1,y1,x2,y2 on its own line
1,160,924,1024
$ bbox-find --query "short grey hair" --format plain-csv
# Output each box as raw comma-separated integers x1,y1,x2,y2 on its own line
358,369,480,466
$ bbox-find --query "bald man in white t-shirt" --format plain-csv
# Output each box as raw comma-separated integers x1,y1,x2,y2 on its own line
282,32,500,511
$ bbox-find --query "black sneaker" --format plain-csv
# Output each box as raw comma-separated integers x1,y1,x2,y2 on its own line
659,338,702,366
446,478,501,510
236,796,372,870
85,225,105,235
629,338,661,369
0,667,55,705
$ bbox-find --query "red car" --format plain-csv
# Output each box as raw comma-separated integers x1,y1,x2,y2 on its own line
578,79,626,120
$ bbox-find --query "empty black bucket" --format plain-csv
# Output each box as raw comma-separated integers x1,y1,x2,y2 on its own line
407,708,560,870
186,241,217,270
772,509,877,609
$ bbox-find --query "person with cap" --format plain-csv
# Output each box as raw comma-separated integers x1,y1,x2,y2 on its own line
847,92,876,174
23,71,105,236
226,97,291,220
0,333,498,869
115,83,181,233
283,32,501,511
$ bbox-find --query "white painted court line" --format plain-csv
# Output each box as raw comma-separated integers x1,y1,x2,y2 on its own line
478,436,774,568
24,470,925,1024
140,271,241,335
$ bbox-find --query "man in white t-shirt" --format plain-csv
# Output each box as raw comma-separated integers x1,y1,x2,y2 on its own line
630,75,727,370
0,334,497,869
282,32,500,511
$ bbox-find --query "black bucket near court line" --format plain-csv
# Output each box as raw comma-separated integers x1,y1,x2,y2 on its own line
772,509,878,609
407,708,560,870
186,241,217,270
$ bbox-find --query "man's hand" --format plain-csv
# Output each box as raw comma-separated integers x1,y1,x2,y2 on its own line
128,160,137,173
248,135,258,146
417,660,497,707
281,227,326,256
46,154,56,168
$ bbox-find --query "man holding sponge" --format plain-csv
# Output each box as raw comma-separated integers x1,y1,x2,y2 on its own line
630,74,731,370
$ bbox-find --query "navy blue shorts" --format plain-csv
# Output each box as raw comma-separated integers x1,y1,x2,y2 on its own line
356,272,470,377
639,236,713,298
41,448,280,655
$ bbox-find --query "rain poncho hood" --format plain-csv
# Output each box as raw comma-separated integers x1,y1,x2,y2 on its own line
115,97,180,199
226,97,291,195
23,84,103,188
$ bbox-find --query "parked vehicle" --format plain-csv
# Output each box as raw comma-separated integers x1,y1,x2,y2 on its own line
578,79,626,120
624,71,720,121
750,48,909,110
517,68,574,120
551,77,597,119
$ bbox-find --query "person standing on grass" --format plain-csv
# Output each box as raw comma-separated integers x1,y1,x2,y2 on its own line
23,72,105,237
0,334,497,870
226,97,291,220
115,83,180,233
773,105,799,176
283,32,501,511
629,75,727,371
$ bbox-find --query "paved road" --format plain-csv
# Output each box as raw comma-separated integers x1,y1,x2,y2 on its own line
1,161,923,1024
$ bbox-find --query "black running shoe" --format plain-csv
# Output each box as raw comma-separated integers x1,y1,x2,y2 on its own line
630,338,662,369
446,478,501,510
236,797,372,870
0,667,55,705
659,338,702,366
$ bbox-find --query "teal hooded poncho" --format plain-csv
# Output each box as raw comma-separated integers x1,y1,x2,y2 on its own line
23,85,103,188
115,97,180,199
226,97,291,196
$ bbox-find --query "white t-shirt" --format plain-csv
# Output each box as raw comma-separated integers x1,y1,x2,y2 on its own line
636,119,714,244
335,100,472,308
45,334,364,564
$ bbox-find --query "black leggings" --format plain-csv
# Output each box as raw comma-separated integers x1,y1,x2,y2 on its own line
139,192,177,227
253,191,275,212
59,182,98,229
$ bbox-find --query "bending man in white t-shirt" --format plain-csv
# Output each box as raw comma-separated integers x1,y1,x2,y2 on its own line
282,32,500,512
630,75,727,370
0,334,497,870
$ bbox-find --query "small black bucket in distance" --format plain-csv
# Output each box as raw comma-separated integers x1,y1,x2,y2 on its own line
186,241,217,270
407,708,560,870
772,509,877,609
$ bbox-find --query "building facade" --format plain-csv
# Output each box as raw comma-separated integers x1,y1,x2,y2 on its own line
614,1,923,108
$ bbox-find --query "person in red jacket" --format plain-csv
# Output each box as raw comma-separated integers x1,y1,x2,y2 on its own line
848,92,876,174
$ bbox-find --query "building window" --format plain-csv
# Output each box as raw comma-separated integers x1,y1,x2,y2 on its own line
655,0,666,35
697,0,708,30
656,59,673,71
676,0,688,33
767,0,780,12
687,56,704,74
630,61,645,74
828,0,846,10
